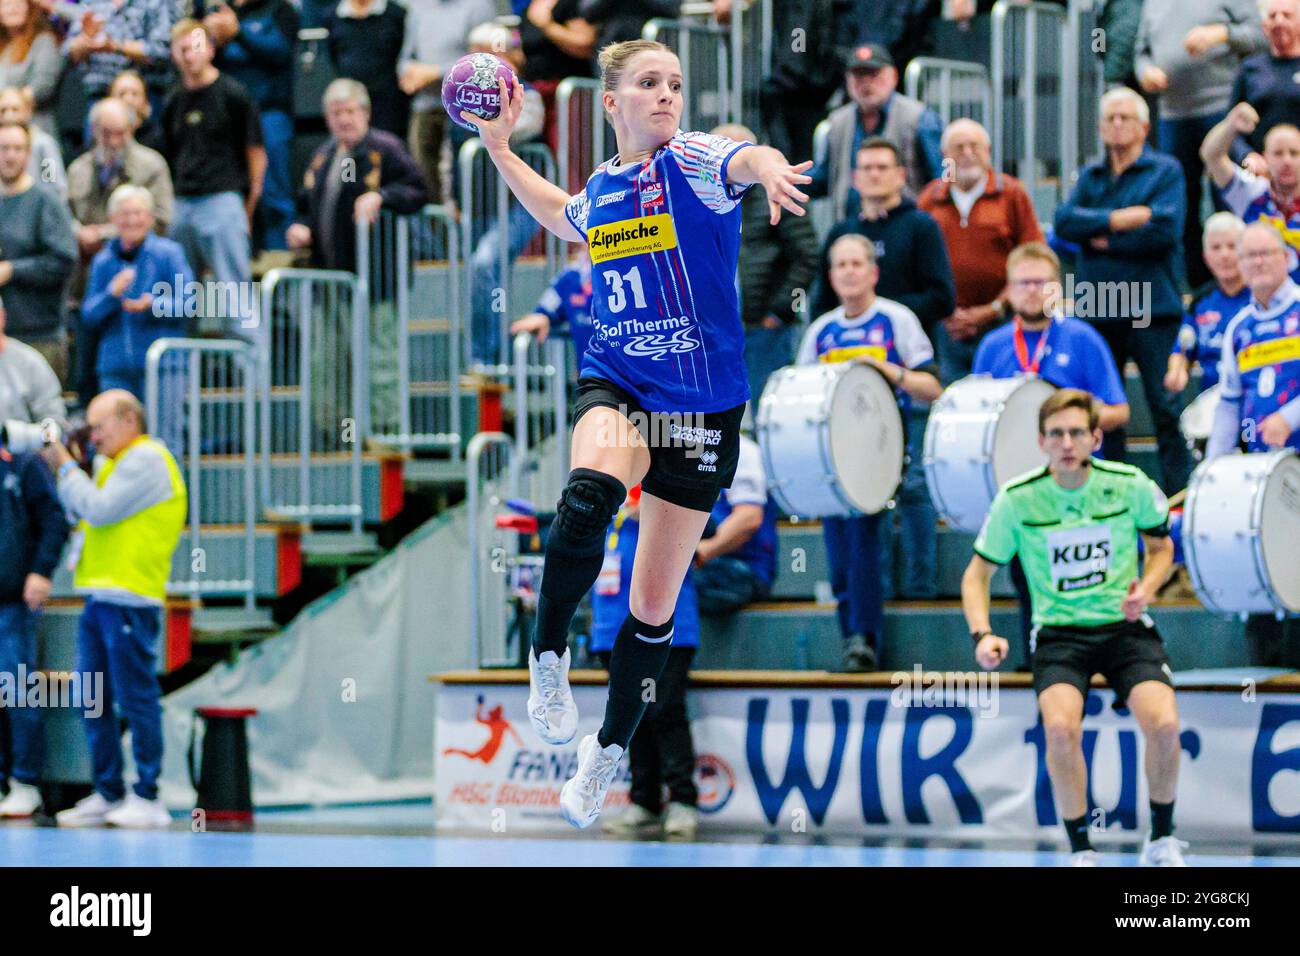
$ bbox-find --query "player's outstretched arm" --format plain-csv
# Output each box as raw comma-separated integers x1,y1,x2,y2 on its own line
726,144,813,225
461,78,584,243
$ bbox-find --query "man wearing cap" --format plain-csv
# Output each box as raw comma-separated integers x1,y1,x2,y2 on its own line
808,42,945,222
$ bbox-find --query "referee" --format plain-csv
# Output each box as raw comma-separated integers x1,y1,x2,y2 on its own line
960,389,1186,866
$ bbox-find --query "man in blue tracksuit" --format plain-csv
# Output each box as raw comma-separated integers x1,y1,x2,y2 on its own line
589,484,700,839
0,438,68,818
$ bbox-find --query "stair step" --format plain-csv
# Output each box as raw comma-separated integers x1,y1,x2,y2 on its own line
192,606,278,642
403,457,468,486
301,530,383,566
696,601,1250,672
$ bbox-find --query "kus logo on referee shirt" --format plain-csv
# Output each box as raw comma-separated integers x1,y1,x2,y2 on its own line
1046,525,1112,592
587,214,677,264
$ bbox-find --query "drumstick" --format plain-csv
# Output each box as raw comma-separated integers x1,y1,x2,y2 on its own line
1168,488,1186,509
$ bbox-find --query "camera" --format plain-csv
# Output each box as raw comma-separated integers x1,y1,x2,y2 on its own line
1,417,94,469
0,417,61,453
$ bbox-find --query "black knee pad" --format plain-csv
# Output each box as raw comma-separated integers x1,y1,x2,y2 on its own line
551,468,627,548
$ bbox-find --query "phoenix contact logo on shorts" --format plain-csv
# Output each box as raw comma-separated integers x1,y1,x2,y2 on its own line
595,189,628,207
587,213,677,263
670,423,723,445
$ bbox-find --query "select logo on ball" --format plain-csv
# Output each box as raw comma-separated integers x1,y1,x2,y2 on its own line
442,52,518,131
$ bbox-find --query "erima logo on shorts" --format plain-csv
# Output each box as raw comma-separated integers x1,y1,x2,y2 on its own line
596,189,628,207
670,423,723,445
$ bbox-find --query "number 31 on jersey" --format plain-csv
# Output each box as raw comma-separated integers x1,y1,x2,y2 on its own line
603,265,648,314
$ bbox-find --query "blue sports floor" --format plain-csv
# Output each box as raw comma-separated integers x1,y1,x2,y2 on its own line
1,802,1297,866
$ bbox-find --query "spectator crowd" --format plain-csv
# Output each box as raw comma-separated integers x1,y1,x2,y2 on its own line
1,0,1299,828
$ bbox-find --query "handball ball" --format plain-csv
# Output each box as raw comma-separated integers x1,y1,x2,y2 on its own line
442,52,518,131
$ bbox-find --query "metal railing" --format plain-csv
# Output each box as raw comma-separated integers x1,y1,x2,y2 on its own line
904,57,992,128
466,432,522,667
459,139,562,370
734,0,772,134
1063,0,1105,191
145,338,257,610
510,330,569,496
466,331,570,667
356,204,463,456
992,0,1105,208
643,17,732,130
259,268,364,533
992,1,1067,206
556,77,609,196
675,0,770,129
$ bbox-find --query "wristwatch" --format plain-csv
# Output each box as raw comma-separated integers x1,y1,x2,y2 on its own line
970,629,992,646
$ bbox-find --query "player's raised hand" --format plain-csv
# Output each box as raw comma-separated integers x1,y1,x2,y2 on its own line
761,158,813,225
975,635,1008,671
461,77,524,155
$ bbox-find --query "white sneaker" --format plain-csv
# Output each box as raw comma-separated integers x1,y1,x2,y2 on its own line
559,733,623,829
1140,835,1189,867
602,802,660,836
1071,849,1101,867
663,802,698,839
105,793,172,830
527,648,578,745
55,792,123,828
0,782,42,818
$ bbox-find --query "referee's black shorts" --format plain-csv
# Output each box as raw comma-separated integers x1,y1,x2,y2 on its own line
1031,617,1174,707
572,376,745,513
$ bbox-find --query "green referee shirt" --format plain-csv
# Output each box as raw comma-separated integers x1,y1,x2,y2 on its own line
973,460,1171,629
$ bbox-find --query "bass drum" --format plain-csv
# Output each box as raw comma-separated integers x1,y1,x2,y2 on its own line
923,374,1056,534
756,361,904,517
1179,384,1221,461
1182,449,1300,616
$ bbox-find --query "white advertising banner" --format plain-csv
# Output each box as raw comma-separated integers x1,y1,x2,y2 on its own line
435,681,1300,841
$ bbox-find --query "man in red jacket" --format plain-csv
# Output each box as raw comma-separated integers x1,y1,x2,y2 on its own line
918,118,1043,382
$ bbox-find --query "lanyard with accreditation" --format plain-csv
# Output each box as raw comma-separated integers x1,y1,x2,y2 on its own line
1013,315,1052,374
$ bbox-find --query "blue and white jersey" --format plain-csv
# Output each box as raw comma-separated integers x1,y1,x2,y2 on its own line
795,296,935,418
563,130,754,413
1222,168,1300,282
1171,285,1250,392
534,258,594,358
1218,279,1300,454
